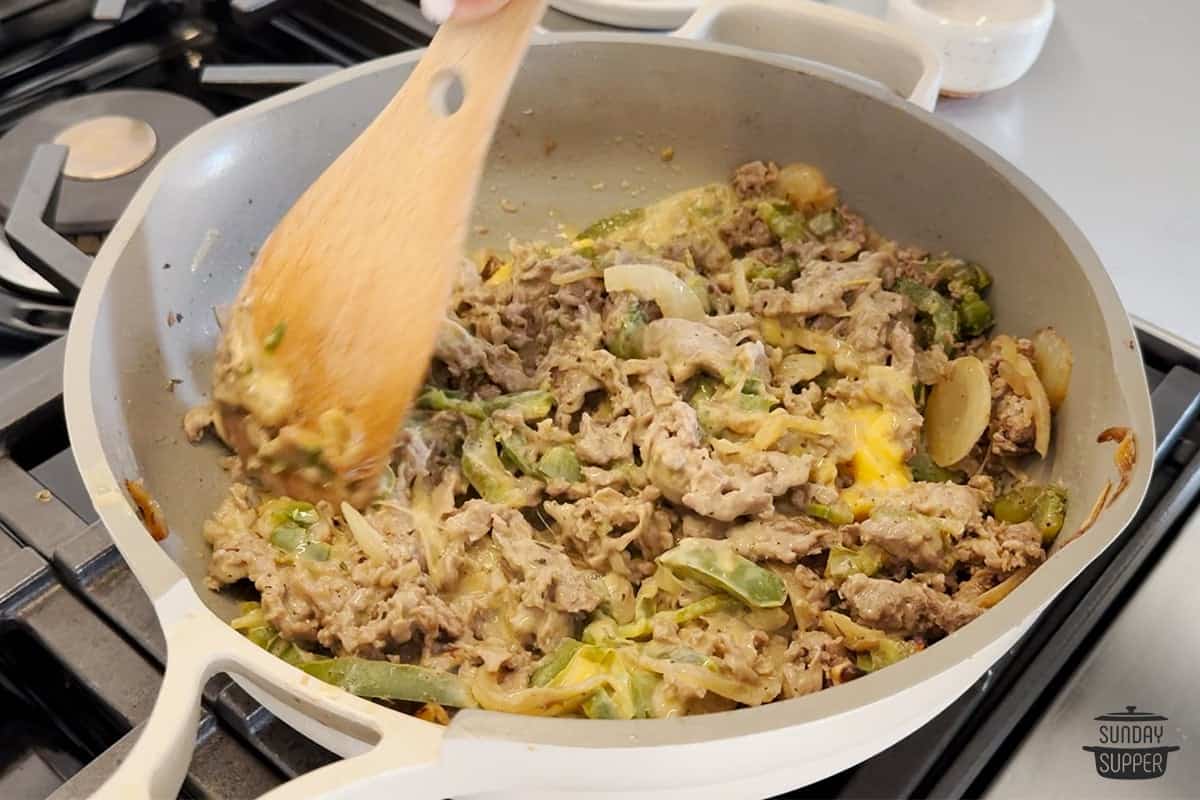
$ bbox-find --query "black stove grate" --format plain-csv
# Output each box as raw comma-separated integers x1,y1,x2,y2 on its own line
0,327,1198,800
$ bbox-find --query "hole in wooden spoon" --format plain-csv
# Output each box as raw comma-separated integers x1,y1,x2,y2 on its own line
429,69,465,117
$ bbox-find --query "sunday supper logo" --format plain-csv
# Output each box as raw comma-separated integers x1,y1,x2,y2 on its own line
1081,706,1180,780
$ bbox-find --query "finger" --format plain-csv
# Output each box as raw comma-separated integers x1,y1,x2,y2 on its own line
420,0,512,23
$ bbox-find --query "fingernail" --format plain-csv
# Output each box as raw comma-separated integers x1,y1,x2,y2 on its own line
421,0,456,23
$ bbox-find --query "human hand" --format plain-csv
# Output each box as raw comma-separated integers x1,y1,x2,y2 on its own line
421,0,512,23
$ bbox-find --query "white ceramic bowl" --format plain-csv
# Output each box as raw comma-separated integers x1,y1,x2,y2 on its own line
885,0,1055,96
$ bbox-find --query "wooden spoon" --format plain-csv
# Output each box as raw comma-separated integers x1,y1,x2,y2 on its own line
214,0,548,507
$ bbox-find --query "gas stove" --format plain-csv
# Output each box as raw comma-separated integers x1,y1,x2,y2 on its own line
3,4,1200,799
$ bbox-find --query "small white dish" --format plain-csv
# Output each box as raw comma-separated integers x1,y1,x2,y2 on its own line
885,0,1055,96
551,0,700,30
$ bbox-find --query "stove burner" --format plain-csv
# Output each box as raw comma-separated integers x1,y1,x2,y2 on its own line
0,90,215,236
54,115,158,181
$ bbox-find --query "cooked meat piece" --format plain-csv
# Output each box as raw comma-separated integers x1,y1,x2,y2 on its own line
985,336,1039,457
435,316,531,392
543,486,672,578
876,482,986,529
955,519,1045,573
839,574,983,637
991,389,1037,456
641,318,738,383
703,312,758,339
660,231,731,275
642,401,812,521
784,629,850,696
752,257,884,317
858,510,953,572
727,515,835,564
953,568,1002,603
731,160,779,199
677,613,782,688
719,206,774,252
745,246,782,265
183,403,215,442
575,413,635,465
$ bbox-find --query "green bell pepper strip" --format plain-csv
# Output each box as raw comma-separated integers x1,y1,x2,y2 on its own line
957,290,994,337
628,667,661,719
578,207,644,241
300,657,477,708
992,485,1068,544
804,501,854,526
269,523,330,561
462,420,539,507
270,524,307,552
1031,487,1068,544
417,387,486,419
530,638,584,687
244,626,275,651
745,256,801,286
755,201,809,243
825,543,886,581
581,687,621,719
262,499,319,527
855,638,915,672
538,446,583,482
605,303,647,359
894,278,960,350
484,390,555,421
658,539,786,608
908,451,967,484
616,593,735,641
418,388,555,422
263,321,286,352
992,485,1044,523
498,434,540,477
581,615,621,646
806,209,840,238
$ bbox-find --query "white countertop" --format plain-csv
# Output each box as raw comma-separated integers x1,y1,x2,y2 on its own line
931,0,1200,346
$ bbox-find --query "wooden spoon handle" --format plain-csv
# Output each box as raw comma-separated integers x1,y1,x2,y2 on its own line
343,1,548,187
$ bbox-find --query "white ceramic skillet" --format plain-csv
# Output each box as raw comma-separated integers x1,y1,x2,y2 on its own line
60,0,1151,797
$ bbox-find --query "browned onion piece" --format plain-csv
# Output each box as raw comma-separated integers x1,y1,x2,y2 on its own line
1032,327,1073,411
924,356,992,467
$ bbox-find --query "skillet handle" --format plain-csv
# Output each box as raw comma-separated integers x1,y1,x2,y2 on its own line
673,0,942,110
91,603,221,800
91,582,474,799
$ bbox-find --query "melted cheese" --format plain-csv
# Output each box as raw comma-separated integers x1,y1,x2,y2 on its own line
839,405,911,518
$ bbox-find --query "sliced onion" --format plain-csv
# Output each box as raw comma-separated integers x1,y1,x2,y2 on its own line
731,258,751,311
777,162,838,214
638,656,779,706
995,336,1052,457
604,264,705,321
340,501,389,564
779,353,828,385
1031,327,1073,411
924,356,992,467
470,670,604,716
